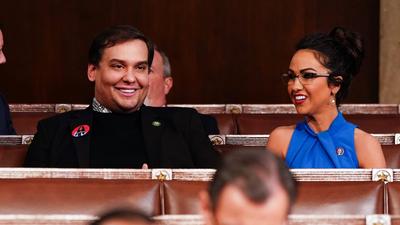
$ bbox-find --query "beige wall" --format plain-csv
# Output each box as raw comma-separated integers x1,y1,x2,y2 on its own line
380,0,400,103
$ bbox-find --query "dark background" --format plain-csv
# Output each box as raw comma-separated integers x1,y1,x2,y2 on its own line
0,0,379,104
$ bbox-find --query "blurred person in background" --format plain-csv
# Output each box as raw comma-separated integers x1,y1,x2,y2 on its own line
0,25,16,135
145,47,219,135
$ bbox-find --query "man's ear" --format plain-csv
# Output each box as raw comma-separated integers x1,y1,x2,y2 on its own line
164,77,173,95
87,64,97,82
199,191,214,224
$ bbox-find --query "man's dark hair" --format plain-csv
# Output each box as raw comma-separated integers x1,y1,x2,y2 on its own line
88,25,154,69
295,27,364,105
208,149,296,212
90,208,154,225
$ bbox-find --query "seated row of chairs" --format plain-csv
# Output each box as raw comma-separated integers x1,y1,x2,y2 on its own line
10,103,400,114
153,214,400,225
0,139,400,167
0,214,397,225
0,133,398,145
220,113,400,134
0,167,396,181
3,104,400,224
9,104,400,134
215,145,400,168
0,169,398,222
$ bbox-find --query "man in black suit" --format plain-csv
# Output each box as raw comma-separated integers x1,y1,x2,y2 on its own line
144,47,219,134
0,26,16,135
24,25,220,168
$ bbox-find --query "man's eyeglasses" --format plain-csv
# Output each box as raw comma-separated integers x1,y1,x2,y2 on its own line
281,71,330,85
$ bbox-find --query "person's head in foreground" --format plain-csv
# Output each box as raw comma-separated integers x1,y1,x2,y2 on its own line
88,25,154,113
200,149,297,225
90,208,154,225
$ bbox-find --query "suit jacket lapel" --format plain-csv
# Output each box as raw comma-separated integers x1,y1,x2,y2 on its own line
69,107,93,168
141,106,164,167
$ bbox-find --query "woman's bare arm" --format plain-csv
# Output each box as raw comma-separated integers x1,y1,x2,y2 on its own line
354,128,386,168
266,125,295,159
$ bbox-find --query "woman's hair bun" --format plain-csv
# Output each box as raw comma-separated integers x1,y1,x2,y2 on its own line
329,27,364,76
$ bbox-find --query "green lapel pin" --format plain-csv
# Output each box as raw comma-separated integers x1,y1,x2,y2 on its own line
152,120,161,127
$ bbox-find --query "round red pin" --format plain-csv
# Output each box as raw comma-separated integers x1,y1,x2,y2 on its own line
71,125,90,137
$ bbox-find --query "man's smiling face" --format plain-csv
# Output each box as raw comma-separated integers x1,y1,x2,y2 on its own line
87,39,149,113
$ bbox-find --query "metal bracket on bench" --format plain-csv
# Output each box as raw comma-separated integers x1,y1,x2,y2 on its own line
226,104,242,114
209,135,226,145
22,135,34,145
152,169,172,181
372,169,393,183
395,133,400,145
366,214,391,225
55,104,72,113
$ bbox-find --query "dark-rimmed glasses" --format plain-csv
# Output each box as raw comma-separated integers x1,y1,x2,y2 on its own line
281,71,330,85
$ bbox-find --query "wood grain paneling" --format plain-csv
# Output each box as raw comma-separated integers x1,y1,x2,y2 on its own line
0,0,379,104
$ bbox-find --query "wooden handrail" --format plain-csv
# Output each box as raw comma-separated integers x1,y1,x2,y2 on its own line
9,104,400,114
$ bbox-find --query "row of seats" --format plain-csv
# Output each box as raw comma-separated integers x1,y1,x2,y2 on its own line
153,214,399,225
213,113,400,134
0,168,397,224
10,103,400,114
5,104,400,225
1,144,400,168
215,145,400,168
0,214,397,225
9,104,400,134
0,133,397,146
0,173,398,216
10,112,400,134
209,133,399,145
0,168,395,181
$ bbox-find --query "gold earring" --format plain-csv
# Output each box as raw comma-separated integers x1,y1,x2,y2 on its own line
330,98,336,105
330,91,336,105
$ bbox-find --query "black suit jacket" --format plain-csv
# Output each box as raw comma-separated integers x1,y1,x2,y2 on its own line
24,106,220,168
199,113,220,135
0,94,16,135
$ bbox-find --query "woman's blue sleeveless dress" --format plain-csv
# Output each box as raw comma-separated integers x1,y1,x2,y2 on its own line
285,112,359,168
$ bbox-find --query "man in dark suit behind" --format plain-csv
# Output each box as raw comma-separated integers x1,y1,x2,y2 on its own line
144,47,219,134
0,26,16,135
24,25,220,168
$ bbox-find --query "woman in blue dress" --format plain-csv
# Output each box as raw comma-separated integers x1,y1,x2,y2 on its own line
266,27,386,168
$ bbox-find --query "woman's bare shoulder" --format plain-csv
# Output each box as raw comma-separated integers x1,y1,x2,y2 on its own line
354,128,379,146
354,128,386,168
270,125,296,136
267,125,296,158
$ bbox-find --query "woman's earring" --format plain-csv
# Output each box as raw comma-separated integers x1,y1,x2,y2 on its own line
330,95,336,106
330,91,336,105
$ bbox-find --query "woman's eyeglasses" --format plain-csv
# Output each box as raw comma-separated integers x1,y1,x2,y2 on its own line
281,71,330,85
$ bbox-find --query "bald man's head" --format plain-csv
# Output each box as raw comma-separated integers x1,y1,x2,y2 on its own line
90,209,154,225
200,150,296,225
